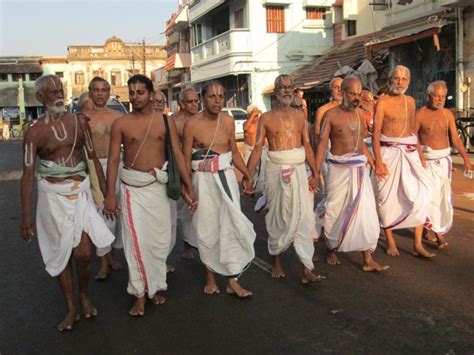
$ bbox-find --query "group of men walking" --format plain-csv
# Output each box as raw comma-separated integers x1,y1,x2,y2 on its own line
20,65,472,331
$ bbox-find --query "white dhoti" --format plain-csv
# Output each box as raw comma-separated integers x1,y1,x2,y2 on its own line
423,147,453,234
323,153,380,252
192,150,256,276
36,176,115,277
177,197,198,248
265,147,315,270
120,167,171,298
376,135,432,229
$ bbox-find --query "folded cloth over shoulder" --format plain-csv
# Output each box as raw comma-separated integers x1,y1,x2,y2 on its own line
423,147,453,234
192,149,256,276
376,134,432,229
323,153,380,252
120,167,171,298
265,147,315,271
36,176,115,277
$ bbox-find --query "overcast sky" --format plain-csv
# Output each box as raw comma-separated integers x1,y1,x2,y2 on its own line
0,0,177,56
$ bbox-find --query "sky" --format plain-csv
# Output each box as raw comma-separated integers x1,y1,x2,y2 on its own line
0,0,178,56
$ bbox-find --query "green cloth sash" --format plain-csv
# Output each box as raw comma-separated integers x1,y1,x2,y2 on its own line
38,160,87,179
192,149,233,202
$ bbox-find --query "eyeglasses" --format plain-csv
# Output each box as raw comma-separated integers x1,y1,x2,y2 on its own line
154,99,165,104
183,99,199,104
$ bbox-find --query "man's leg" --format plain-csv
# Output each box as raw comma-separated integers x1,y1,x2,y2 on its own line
413,225,436,258
385,229,400,256
182,241,194,260
95,256,109,280
129,296,146,317
301,264,325,284
435,232,448,249
326,250,341,266
204,268,220,294
74,232,97,318
362,251,389,272
56,261,80,332
107,249,123,270
271,255,286,278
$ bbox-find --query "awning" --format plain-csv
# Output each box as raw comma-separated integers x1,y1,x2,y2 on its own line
365,26,442,52
0,63,42,74
165,54,176,71
290,33,387,91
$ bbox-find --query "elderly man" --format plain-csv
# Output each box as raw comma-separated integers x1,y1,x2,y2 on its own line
182,81,256,298
105,75,197,316
20,75,115,331
86,77,125,280
315,77,389,271
415,81,473,249
373,65,433,258
314,77,343,144
173,88,200,260
247,74,323,283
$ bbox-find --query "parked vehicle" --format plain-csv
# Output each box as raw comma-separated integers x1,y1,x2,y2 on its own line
222,107,247,141
452,109,474,154
67,96,128,114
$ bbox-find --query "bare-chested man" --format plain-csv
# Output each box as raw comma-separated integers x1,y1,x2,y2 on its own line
373,65,434,258
292,88,308,119
172,88,200,260
415,81,473,249
315,77,389,272
77,92,94,113
104,75,197,316
247,74,324,284
360,89,375,134
20,75,115,331
314,77,343,144
182,81,256,298
86,77,125,280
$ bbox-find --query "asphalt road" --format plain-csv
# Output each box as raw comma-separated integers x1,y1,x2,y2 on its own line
0,140,473,354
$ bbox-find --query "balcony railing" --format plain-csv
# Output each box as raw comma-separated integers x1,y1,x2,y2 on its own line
191,29,251,65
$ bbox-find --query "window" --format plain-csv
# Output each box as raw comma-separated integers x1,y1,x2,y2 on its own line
12,73,25,81
306,7,326,20
346,20,356,37
0,74,8,82
110,70,122,86
74,71,85,85
55,72,64,78
29,72,42,81
234,8,244,28
266,6,285,33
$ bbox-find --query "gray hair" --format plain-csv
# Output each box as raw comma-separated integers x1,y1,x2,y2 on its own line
178,87,197,104
77,92,91,109
35,75,62,94
389,65,411,80
426,80,447,96
341,76,361,92
330,76,343,89
274,74,293,87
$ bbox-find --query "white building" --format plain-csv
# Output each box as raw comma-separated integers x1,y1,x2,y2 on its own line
189,0,336,110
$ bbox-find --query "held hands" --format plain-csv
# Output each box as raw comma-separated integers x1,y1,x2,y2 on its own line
182,187,198,214
308,174,318,193
103,195,121,220
375,162,389,181
21,217,34,242
242,175,255,195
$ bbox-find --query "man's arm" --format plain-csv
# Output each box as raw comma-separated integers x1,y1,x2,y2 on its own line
246,114,267,177
411,100,426,168
168,117,197,210
372,98,388,180
447,109,473,171
229,120,253,189
315,112,330,174
302,118,317,192
313,107,325,145
104,119,122,214
20,127,38,241
182,120,194,173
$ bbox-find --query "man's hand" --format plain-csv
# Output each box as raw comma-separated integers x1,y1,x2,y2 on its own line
464,160,473,172
103,195,120,220
21,217,34,242
375,162,389,181
420,157,427,168
308,174,318,193
183,187,198,214
242,176,255,195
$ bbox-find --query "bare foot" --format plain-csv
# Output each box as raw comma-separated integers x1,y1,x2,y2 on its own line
94,266,108,280
302,267,326,284
151,293,166,305
312,252,320,262
436,235,448,250
129,297,145,316
271,256,286,278
166,264,175,273
57,312,80,332
80,296,97,318
386,243,400,256
226,278,252,298
109,259,123,270
326,252,341,266
413,245,436,259
204,284,220,294
182,243,194,260
362,260,390,272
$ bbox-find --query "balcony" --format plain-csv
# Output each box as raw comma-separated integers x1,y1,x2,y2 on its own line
189,0,225,23
191,29,251,65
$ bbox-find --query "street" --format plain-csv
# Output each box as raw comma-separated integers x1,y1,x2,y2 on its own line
0,139,473,354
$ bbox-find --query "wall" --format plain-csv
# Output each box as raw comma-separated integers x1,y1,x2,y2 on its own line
463,7,474,112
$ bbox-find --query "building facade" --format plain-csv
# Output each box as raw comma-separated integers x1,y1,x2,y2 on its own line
67,36,167,106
